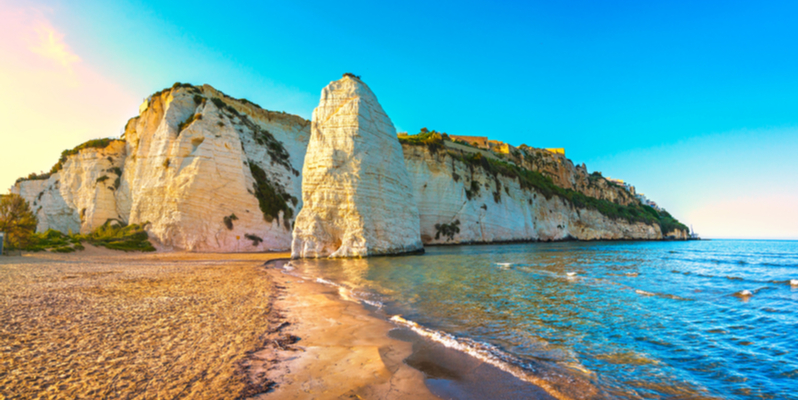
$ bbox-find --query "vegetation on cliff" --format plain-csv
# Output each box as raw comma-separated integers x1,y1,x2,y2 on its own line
223,214,238,230
150,82,201,99
15,138,121,184
84,222,156,252
1,195,154,253
212,96,298,175
399,131,687,234
655,211,688,235
248,161,296,229
435,220,461,241
454,151,685,231
177,113,202,135
398,128,446,152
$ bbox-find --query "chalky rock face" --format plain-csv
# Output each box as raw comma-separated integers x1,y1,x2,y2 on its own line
401,145,662,244
12,141,126,234
13,84,311,252
119,85,310,251
291,76,423,258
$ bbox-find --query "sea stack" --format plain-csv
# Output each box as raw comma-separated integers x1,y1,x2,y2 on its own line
291,74,423,258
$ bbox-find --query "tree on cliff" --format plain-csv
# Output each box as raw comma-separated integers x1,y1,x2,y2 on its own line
0,194,38,252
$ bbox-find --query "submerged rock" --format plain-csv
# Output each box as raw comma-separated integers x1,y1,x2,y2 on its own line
291,75,422,258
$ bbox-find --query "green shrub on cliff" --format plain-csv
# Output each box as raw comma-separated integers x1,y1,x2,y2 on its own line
178,113,203,135
15,172,51,184
48,138,119,175
465,180,481,200
223,214,238,230
435,220,461,241
16,138,118,183
398,128,445,152
248,161,296,229
446,151,689,232
656,211,688,235
244,233,263,246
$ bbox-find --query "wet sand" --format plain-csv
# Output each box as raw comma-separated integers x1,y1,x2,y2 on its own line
0,248,555,399
261,260,558,400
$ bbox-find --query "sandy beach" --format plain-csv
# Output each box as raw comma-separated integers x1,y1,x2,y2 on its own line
0,247,293,399
0,248,557,399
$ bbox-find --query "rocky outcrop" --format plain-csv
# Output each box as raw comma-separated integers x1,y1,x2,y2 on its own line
291,75,422,258
12,140,126,234
13,78,686,254
515,145,636,206
664,228,688,240
13,84,311,252
117,84,310,252
402,145,662,244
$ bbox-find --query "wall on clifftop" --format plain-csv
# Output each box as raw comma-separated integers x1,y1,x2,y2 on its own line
291,75,422,258
402,145,662,244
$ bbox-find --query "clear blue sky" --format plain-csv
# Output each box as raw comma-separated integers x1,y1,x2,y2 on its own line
2,0,797,238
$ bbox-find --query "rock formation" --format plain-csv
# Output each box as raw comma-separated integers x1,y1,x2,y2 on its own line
12,78,687,254
13,84,310,252
291,75,423,258
12,140,126,234
401,145,663,243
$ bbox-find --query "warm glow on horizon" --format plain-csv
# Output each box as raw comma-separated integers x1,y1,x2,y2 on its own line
685,193,798,240
0,4,138,191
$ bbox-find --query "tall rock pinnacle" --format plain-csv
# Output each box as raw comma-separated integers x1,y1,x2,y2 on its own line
291,75,423,258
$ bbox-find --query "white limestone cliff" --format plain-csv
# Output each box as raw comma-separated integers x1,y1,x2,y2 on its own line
291,75,423,258
13,84,311,252
401,145,663,244
117,84,310,252
11,140,126,234
12,79,686,254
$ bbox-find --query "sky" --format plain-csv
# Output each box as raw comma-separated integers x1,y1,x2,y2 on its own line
0,0,796,239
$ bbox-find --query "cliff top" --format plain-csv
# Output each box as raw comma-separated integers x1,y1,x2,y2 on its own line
15,138,124,184
146,82,310,129
398,128,688,234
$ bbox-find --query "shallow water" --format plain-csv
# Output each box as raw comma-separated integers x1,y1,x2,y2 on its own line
291,240,798,399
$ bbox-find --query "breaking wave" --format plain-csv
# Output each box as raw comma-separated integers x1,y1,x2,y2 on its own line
390,315,597,400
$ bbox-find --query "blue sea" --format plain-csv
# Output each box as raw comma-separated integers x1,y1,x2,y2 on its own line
290,240,798,399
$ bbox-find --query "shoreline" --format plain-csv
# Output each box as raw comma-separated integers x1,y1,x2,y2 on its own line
422,236,701,247
0,248,572,399
265,259,581,400
255,259,439,399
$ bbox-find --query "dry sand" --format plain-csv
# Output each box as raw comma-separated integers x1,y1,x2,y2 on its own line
0,246,292,399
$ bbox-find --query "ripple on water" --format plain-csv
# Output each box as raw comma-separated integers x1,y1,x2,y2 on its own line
290,240,798,400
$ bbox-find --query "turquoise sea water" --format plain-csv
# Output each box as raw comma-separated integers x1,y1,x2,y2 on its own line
290,240,798,399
